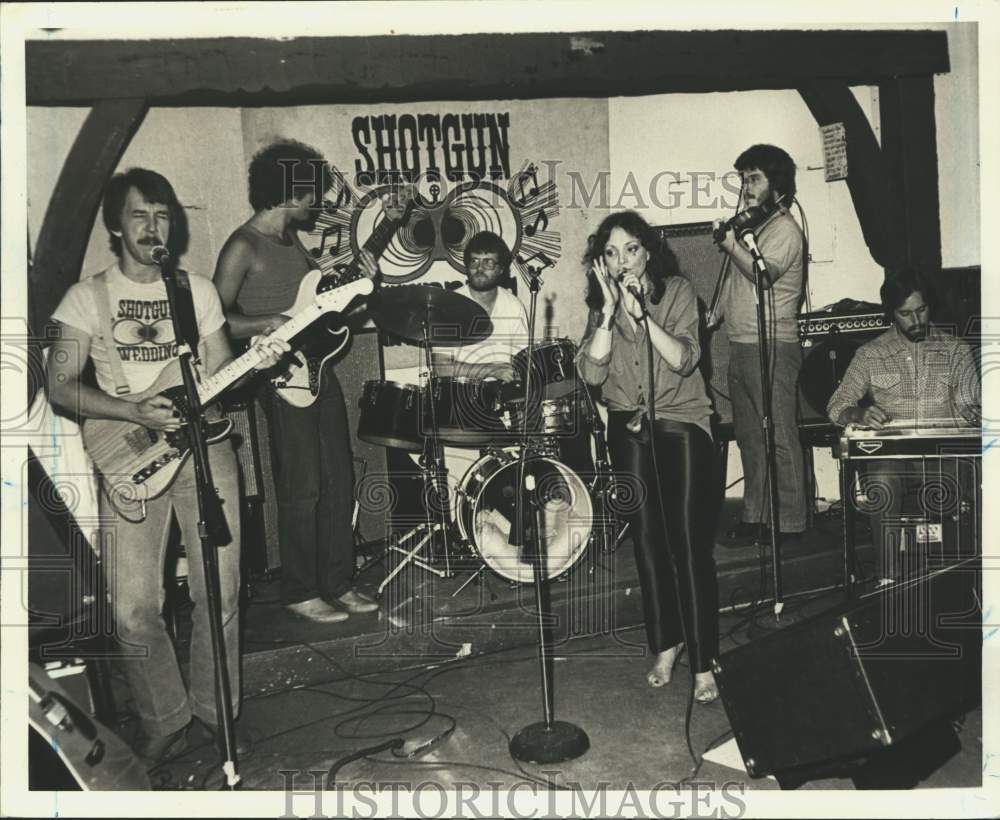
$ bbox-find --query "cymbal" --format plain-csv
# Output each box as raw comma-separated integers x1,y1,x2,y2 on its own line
369,285,493,346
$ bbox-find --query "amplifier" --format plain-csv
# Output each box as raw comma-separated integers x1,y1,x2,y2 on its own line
799,311,891,343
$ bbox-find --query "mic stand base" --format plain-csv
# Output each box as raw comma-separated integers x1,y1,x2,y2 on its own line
509,721,590,765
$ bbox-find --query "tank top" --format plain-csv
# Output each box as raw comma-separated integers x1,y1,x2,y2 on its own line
233,224,315,316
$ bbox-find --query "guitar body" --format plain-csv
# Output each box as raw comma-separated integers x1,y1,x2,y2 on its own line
82,364,233,523
271,190,417,407
269,271,353,407
82,271,375,520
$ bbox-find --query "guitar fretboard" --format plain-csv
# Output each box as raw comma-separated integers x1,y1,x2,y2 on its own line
196,300,325,403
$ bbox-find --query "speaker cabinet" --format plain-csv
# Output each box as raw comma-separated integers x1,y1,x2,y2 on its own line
335,330,389,547
713,558,981,788
655,222,733,429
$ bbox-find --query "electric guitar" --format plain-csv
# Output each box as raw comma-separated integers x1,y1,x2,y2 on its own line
271,188,417,407
83,271,374,522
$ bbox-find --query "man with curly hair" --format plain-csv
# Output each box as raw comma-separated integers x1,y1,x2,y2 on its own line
214,140,379,623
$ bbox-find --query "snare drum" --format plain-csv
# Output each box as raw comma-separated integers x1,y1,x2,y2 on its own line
504,392,589,437
426,377,506,447
358,380,423,451
513,339,580,401
455,449,592,584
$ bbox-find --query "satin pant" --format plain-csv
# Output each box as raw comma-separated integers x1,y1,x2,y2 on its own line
607,413,719,672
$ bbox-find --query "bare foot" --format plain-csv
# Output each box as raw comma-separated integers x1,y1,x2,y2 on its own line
694,670,719,704
647,643,683,688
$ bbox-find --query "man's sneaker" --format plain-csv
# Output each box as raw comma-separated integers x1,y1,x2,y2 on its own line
286,597,349,623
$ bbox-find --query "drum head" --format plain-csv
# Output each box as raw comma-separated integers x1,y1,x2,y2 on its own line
457,454,592,584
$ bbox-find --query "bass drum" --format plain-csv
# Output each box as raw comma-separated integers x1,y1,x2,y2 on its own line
455,449,592,584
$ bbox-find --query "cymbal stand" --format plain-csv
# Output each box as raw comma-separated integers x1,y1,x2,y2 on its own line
376,312,454,595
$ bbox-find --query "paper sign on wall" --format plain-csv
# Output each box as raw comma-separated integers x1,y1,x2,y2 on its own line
820,122,848,182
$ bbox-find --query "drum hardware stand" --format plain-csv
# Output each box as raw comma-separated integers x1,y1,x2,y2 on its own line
374,315,456,595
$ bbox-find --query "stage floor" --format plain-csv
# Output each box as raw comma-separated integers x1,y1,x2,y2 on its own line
88,501,982,792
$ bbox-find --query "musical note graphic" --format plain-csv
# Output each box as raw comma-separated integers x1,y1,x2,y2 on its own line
512,164,540,207
516,250,555,272
312,224,342,259
524,209,549,237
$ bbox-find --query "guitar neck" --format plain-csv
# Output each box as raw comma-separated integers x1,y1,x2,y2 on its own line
196,306,322,404
343,201,413,275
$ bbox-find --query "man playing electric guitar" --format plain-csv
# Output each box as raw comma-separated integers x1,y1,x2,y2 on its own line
214,139,390,624
46,168,289,766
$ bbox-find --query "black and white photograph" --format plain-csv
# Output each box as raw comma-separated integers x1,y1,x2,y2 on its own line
1,2,996,816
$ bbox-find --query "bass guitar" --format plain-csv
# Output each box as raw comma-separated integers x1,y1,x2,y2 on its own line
270,187,416,406
83,271,374,522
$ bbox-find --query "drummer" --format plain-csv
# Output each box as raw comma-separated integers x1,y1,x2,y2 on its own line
429,232,530,516
431,231,529,380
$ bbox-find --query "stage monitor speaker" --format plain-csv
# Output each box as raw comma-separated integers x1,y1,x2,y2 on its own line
656,222,733,430
713,558,981,788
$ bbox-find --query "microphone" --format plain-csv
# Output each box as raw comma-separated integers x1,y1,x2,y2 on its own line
150,245,170,265
616,271,645,305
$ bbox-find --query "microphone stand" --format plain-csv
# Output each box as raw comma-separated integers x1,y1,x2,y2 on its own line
740,230,784,618
509,265,589,765
157,253,241,788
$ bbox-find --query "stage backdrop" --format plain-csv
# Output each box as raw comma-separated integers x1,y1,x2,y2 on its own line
239,98,611,363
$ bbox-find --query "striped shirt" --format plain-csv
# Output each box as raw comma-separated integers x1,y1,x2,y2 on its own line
826,324,980,426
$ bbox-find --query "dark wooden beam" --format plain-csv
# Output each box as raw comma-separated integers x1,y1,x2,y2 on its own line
26,30,950,106
797,80,901,270
879,75,943,274
29,99,149,338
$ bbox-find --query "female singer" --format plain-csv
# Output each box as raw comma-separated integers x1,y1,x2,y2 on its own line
577,211,720,702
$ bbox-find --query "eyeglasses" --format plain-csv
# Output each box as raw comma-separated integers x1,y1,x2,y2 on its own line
467,257,500,272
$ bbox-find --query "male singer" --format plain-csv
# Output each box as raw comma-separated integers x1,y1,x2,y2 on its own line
46,168,288,765
712,144,808,546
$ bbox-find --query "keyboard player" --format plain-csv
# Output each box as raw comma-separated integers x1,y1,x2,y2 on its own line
826,269,980,582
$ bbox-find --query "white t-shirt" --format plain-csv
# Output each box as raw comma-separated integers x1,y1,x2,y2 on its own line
51,263,226,396
444,284,530,372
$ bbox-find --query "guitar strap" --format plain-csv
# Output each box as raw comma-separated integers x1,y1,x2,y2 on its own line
292,232,319,271
91,271,131,396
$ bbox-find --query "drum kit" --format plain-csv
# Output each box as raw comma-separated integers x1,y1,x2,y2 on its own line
360,285,620,593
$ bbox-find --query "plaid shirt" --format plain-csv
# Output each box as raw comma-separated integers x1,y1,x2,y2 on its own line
826,324,980,426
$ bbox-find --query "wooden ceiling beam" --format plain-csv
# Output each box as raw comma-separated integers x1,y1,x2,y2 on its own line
26,30,949,106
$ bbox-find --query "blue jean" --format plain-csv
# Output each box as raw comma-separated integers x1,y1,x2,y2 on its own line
728,341,807,532
264,365,356,605
101,440,242,739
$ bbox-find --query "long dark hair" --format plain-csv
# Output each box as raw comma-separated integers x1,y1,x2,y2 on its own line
583,210,680,311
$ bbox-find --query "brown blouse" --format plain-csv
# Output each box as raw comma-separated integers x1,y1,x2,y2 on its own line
577,275,713,439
